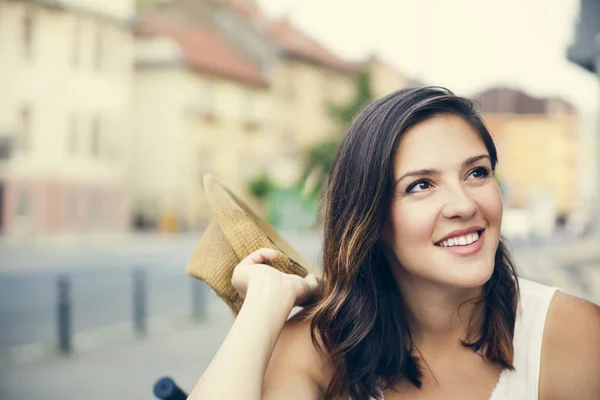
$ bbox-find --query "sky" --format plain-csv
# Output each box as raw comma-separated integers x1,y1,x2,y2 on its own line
258,0,599,115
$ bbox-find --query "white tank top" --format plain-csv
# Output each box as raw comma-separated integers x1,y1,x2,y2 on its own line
364,278,557,400
489,278,558,399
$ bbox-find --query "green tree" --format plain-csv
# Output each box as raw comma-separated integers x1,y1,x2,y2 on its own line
300,69,374,194
328,68,374,126
247,172,275,200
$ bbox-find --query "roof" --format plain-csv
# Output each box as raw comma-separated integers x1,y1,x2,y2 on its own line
267,19,357,72
134,14,267,87
472,87,576,115
225,0,356,73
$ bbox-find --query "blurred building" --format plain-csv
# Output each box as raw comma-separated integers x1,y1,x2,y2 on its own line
191,0,359,185
0,0,135,235
366,55,412,98
132,0,411,229
132,13,271,230
567,0,600,231
474,87,578,215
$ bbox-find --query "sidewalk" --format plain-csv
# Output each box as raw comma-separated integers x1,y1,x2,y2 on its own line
0,301,235,400
513,234,600,304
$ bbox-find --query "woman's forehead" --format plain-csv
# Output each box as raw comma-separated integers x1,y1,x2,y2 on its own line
393,115,488,171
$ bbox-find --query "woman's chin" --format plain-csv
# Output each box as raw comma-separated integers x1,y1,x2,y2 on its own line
446,266,494,289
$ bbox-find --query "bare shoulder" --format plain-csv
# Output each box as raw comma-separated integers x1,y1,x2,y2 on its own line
263,308,334,399
539,291,600,400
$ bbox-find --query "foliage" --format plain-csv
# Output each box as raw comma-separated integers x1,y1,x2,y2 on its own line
247,172,275,200
328,69,374,126
301,69,375,194
302,139,340,183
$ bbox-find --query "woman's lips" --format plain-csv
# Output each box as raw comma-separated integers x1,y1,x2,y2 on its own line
436,229,485,256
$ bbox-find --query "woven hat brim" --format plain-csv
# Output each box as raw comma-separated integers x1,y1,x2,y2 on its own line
186,220,245,313
186,174,320,315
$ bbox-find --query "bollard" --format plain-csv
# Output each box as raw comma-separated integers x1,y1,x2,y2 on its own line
133,267,148,337
56,274,72,355
191,279,207,321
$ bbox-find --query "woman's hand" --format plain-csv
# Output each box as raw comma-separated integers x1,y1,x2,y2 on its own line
231,248,320,309
189,248,322,400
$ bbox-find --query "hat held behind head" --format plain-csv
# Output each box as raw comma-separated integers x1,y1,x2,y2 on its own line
186,174,320,315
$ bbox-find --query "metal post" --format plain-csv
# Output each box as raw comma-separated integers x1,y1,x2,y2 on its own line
191,279,207,321
596,49,600,234
56,274,72,355
132,267,147,337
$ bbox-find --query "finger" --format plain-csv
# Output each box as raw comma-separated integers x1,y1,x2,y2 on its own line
239,248,280,266
297,275,321,307
303,273,320,290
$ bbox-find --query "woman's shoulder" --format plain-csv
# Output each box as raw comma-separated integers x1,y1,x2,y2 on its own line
539,291,600,399
265,308,335,395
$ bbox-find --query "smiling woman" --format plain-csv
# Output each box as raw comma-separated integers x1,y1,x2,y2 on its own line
187,87,600,400
311,89,519,400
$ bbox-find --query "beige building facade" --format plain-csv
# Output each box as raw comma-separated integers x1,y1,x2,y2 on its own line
0,0,134,235
132,15,272,229
366,56,412,98
484,114,577,214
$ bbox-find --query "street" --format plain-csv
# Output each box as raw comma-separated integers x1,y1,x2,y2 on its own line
0,231,598,400
0,231,323,349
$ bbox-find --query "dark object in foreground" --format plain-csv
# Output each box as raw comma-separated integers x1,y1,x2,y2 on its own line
153,377,187,400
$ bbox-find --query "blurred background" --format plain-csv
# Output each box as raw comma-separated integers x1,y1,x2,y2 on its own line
0,0,599,398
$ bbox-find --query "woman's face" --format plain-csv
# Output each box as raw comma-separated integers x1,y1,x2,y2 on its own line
382,114,503,289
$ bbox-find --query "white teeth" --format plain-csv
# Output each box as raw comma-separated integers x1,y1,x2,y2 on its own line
438,231,480,247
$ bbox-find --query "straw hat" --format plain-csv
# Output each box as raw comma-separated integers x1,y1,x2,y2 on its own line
186,174,321,315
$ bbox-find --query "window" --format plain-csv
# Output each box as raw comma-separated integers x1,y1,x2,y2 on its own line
284,70,297,101
68,114,78,154
323,72,335,104
199,79,214,114
93,26,102,70
67,191,78,223
241,89,254,120
0,137,12,160
22,9,34,59
90,116,101,156
72,20,81,66
19,106,31,152
241,89,260,132
89,194,101,223
16,191,31,217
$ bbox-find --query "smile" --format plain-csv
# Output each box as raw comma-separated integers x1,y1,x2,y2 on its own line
434,229,486,256
436,230,482,247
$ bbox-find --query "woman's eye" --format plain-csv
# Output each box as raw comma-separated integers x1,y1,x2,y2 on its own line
406,180,432,193
468,166,491,179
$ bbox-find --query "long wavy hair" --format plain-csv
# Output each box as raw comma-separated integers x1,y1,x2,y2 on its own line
308,86,520,400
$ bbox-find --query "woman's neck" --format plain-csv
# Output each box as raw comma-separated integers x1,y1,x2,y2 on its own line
393,271,485,352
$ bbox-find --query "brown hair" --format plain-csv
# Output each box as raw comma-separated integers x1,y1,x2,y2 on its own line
308,86,519,400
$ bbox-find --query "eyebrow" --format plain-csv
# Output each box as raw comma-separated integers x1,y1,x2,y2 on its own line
395,154,491,186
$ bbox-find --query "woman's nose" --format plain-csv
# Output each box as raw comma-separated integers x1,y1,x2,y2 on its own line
441,186,478,220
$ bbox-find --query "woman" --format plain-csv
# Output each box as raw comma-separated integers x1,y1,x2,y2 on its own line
189,87,600,399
